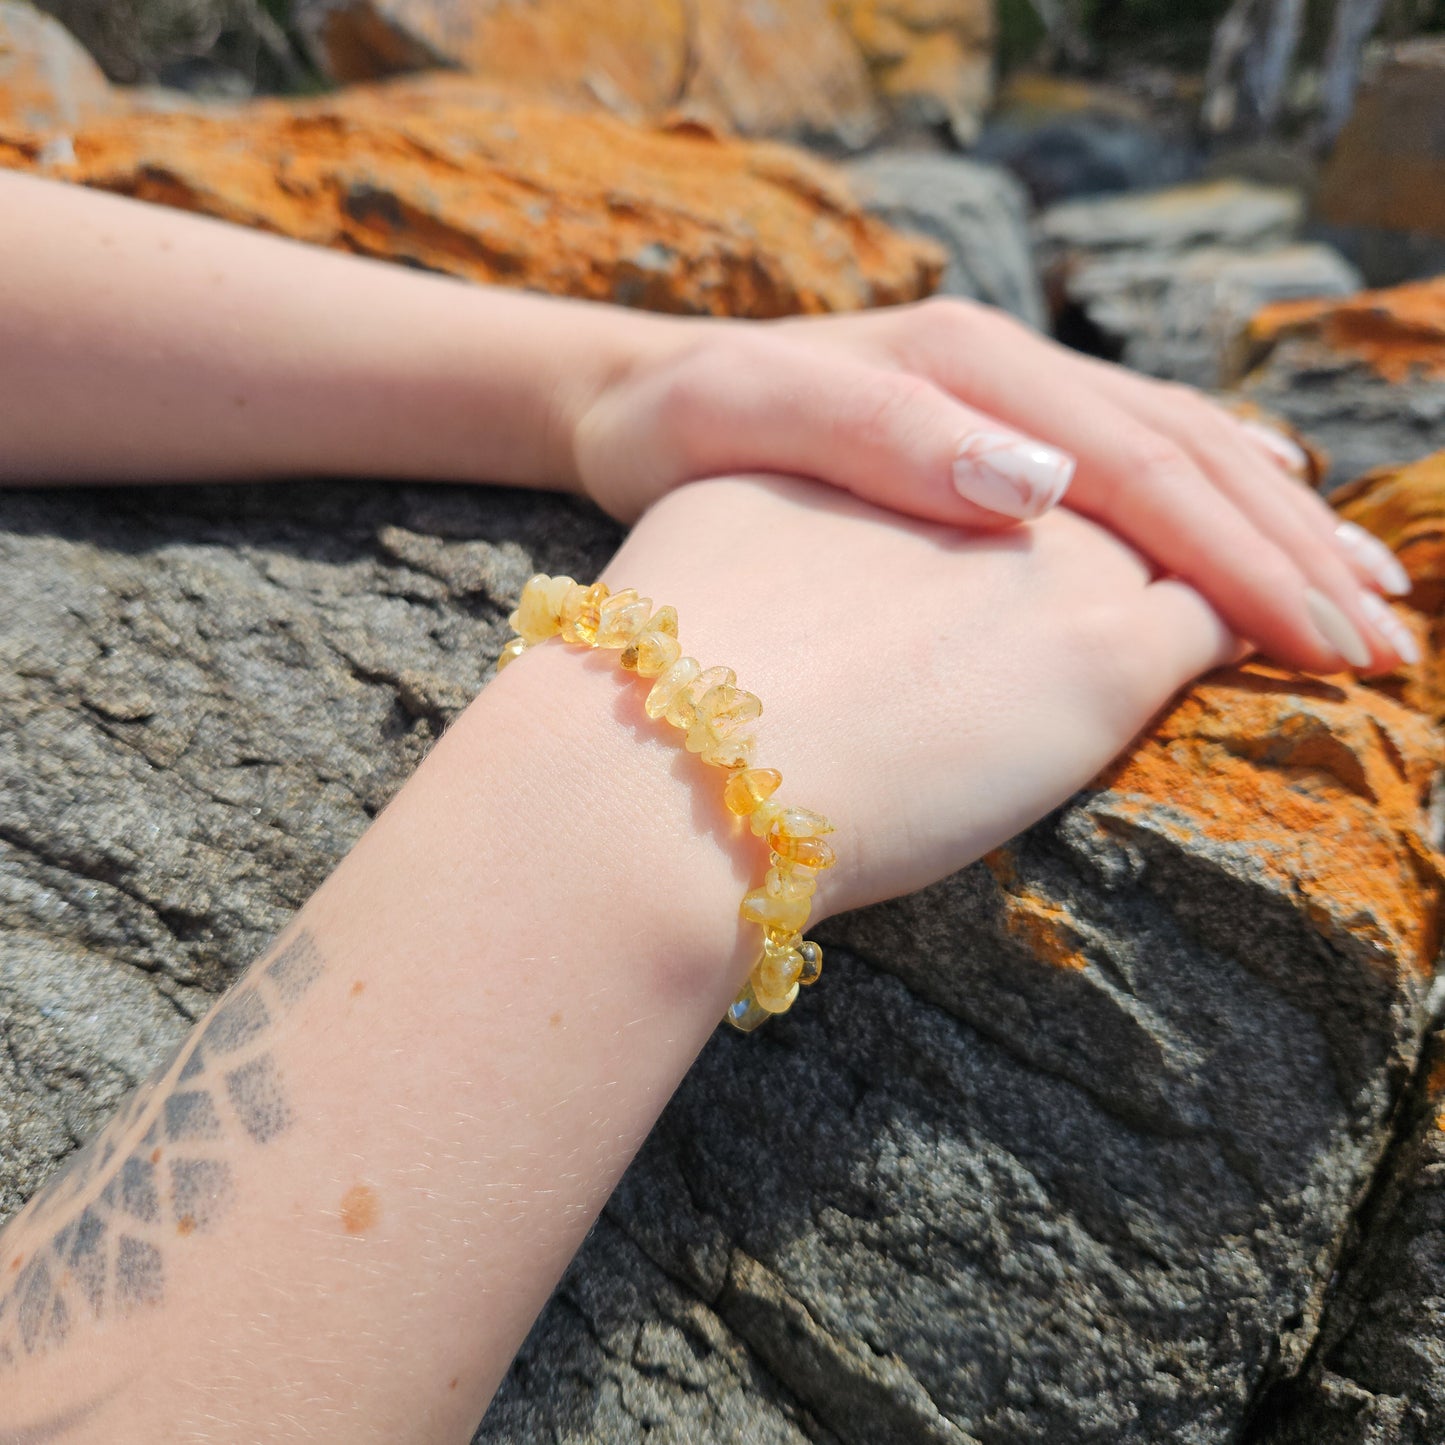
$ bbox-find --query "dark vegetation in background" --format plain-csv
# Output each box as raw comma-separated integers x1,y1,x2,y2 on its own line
1000,0,1445,71
996,0,1445,150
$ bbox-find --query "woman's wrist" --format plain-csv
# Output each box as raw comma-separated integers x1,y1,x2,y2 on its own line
279,281,671,496
464,640,756,1001
0,620,768,1442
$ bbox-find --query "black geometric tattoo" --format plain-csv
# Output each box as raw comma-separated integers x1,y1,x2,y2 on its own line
0,930,324,1376
0,1387,117,1443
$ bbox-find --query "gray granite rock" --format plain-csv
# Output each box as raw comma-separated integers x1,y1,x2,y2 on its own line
845,151,1047,329
1235,338,1445,492
1038,180,1363,388
1039,179,1305,262
0,481,617,1220
1064,241,1363,389
0,481,1438,1442
975,85,1200,209
1248,1021,1445,1445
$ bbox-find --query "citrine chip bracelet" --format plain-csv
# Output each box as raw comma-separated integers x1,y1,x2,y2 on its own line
498,574,833,1032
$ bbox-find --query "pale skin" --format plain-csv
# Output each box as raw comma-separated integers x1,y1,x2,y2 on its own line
0,172,1405,1438
0,170,1414,674
0,479,1239,1441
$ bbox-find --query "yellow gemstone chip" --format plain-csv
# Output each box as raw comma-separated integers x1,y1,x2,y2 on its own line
559,581,608,645
740,888,812,935
645,657,701,720
496,637,528,672
724,768,782,816
770,834,837,870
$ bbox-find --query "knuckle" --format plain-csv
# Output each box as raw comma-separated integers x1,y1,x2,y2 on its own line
1120,434,1198,491
1093,433,1198,509
919,294,980,326
1158,379,1211,413
908,294,1006,344
1066,603,1156,712
944,294,1017,339
847,372,939,454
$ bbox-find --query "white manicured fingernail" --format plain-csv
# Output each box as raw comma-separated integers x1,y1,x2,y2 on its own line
1305,589,1372,669
953,431,1076,520
1241,420,1310,477
1359,590,1422,666
1336,521,1412,597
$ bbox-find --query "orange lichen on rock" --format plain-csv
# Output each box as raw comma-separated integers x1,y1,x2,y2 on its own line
1428,1052,1445,1130
1248,278,1445,384
1332,452,1445,721
983,464,1445,984
305,0,691,104
0,74,940,316
985,851,1092,971
298,0,994,146
1096,663,1445,980
833,0,995,140
680,0,878,147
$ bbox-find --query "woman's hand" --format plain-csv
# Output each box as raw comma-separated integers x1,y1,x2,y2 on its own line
0,474,1242,1442
2,174,1403,677
593,473,1241,919
573,299,1413,679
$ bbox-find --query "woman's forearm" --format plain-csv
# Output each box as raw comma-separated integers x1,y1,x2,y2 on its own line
0,642,751,1441
0,471,1243,1440
0,171,657,488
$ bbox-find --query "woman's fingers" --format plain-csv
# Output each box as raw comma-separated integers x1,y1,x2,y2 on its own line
1236,419,1313,480
591,299,1416,677
860,303,1406,673
1082,378,1402,671
1133,578,1241,695
1333,520,1414,597
1083,360,1415,606
581,334,1076,528
951,376,1368,672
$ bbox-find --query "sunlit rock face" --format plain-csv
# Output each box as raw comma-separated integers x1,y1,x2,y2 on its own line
0,73,942,317
292,0,996,150
1314,38,1445,288
1249,1019,1445,1445
1,455,1443,1442
1037,179,1362,390
1237,279,1445,490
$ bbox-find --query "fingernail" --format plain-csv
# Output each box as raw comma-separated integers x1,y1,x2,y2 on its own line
953,431,1076,520
1336,520,1412,597
1305,589,1373,669
1359,590,1422,666
1241,420,1310,477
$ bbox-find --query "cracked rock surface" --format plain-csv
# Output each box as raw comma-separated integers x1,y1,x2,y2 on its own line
3,474,1443,1442
1246,1022,1445,1445
1237,278,1445,491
